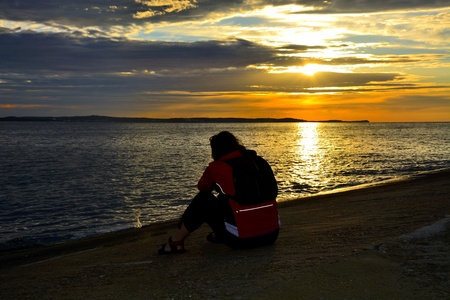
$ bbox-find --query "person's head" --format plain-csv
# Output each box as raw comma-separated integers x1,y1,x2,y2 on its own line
209,131,246,160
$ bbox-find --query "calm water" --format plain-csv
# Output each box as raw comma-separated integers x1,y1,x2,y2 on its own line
1,122,449,251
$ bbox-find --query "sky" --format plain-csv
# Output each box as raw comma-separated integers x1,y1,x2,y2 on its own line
0,0,449,121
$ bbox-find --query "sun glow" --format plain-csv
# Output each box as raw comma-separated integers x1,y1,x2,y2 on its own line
299,64,331,75
268,64,351,76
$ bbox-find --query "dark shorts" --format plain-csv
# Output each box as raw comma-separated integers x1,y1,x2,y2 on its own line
182,192,279,249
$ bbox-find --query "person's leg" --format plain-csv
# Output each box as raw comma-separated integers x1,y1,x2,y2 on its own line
159,192,223,254
171,222,190,242
181,191,219,232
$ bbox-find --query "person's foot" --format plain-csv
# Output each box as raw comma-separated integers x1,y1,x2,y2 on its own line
158,237,186,255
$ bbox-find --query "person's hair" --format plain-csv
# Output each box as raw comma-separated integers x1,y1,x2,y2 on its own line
209,131,246,160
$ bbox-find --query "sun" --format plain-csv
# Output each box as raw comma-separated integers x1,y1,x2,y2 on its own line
299,64,330,76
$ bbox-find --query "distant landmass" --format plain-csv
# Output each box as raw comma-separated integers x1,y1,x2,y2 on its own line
0,116,369,123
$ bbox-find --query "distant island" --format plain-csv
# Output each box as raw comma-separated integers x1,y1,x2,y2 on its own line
0,116,369,123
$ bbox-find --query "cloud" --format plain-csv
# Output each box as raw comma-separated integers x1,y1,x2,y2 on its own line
334,11,450,46
0,29,417,90
264,54,444,68
132,0,202,19
286,0,450,14
0,0,245,26
1,29,445,102
2,1,448,29
382,93,450,111
0,30,277,74
3,28,444,75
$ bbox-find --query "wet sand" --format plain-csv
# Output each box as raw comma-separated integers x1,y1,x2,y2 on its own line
1,169,449,299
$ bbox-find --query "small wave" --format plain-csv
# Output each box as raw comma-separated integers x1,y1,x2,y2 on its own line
69,224,135,240
0,235,61,253
290,182,312,190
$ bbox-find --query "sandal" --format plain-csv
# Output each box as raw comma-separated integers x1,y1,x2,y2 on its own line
158,237,186,255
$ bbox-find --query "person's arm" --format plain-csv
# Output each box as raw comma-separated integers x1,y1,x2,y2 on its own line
197,165,214,192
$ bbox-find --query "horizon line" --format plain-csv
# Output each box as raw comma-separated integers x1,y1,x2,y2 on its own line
0,115,371,123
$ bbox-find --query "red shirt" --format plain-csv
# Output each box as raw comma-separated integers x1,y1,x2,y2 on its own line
197,150,248,196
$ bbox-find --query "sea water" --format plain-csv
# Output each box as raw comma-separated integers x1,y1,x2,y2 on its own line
1,122,449,251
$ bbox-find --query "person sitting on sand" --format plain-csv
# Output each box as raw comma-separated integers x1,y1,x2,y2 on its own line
158,131,280,254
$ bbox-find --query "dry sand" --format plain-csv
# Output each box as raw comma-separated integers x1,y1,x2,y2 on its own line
1,169,449,299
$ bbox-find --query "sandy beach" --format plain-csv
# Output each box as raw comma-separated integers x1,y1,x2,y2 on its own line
1,169,449,299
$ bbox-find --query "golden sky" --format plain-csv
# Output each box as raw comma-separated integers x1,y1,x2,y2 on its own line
0,1,449,121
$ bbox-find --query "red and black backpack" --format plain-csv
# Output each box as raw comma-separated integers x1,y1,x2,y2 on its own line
222,153,280,238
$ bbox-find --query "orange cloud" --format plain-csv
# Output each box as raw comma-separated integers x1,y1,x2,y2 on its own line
1,104,51,108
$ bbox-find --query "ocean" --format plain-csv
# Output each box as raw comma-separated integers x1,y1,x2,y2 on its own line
1,122,449,251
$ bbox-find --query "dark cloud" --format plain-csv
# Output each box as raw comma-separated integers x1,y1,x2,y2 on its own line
2,29,430,77
0,0,244,26
0,29,432,93
1,0,449,28
0,31,277,74
278,44,328,52
0,29,408,85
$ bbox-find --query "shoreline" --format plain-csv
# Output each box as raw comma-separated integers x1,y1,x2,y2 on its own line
278,167,450,204
1,168,449,298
